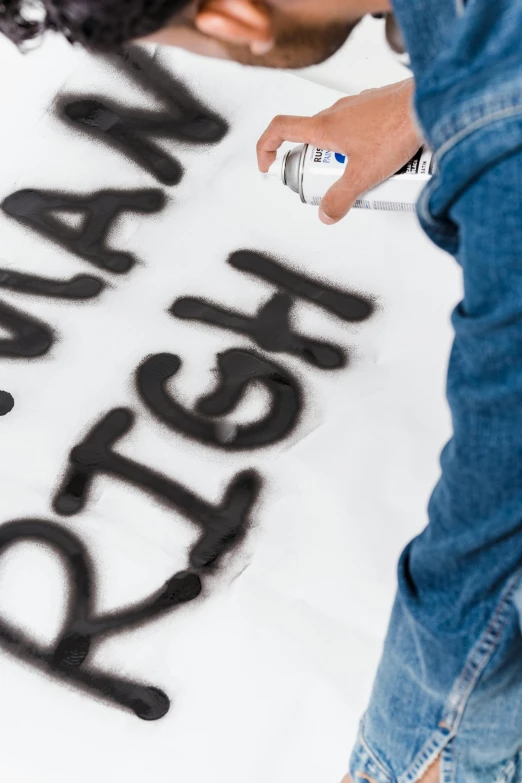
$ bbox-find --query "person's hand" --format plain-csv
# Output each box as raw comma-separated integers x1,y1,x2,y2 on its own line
257,78,422,225
340,758,440,783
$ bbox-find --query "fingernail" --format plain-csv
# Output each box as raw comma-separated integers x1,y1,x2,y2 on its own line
319,210,336,225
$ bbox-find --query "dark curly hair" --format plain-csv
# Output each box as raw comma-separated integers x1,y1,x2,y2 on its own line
0,0,192,50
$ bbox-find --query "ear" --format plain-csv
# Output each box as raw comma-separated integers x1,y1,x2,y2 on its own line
195,0,274,54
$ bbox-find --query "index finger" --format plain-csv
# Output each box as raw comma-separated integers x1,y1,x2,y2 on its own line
256,114,321,172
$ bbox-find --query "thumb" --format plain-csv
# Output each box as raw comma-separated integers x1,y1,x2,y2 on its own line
319,166,363,225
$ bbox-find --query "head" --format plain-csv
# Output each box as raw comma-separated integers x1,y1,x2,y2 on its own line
0,0,371,68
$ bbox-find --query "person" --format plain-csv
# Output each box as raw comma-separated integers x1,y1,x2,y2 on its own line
3,1,522,782
0,0,420,224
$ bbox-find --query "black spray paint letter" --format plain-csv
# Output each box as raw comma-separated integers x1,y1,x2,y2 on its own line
0,299,53,358
53,409,261,569
0,264,105,407
0,268,104,299
0,519,202,720
137,349,303,449
60,47,228,185
0,266,103,358
2,189,164,273
0,390,14,416
172,251,374,370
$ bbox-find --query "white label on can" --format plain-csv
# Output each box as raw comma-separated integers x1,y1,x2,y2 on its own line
300,145,433,208
301,146,348,205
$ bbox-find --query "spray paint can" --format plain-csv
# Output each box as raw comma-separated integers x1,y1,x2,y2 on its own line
268,144,434,212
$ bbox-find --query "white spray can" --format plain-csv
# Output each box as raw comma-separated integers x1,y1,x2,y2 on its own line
268,144,434,212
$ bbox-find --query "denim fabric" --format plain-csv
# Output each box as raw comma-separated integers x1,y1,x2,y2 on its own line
349,2,522,782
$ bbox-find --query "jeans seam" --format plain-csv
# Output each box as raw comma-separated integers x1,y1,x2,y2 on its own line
441,741,454,783
442,567,522,730
434,104,522,166
358,720,396,782
455,0,465,17
495,758,517,783
398,729,453,783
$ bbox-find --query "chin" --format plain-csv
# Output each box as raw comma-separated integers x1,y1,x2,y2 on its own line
231,20,359,70
225,43,344,70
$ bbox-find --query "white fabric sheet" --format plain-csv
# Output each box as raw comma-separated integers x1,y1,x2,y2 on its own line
0,39,461,783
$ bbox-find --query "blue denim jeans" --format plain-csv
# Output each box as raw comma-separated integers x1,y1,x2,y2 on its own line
349,1,522,781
